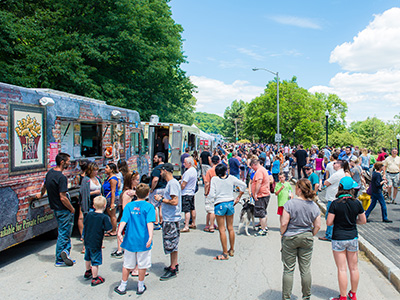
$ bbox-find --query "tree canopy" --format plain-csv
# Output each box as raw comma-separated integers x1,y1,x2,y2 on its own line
0,0,195,124
193,112,223,134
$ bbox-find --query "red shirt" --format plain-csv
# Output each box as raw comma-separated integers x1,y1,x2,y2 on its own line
377,152,387,162
251,166,270,197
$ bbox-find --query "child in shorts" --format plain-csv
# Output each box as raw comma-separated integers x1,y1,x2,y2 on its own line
275,173,293,220
114,183,155,295
83,196,112,286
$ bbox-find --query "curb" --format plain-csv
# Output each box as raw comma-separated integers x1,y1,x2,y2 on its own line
316,199,400,293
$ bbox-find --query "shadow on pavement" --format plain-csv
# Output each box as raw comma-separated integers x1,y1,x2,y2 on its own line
311,284,340,298
195,247,221,257
258,289,297,300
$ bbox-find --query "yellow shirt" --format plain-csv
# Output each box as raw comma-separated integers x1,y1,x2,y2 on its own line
384,155,400,173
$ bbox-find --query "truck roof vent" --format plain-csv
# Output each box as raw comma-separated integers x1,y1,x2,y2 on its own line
150,115,159,123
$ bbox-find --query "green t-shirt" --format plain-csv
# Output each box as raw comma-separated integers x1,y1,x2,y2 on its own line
275,182,293,207
307,172,319,191
227,153,233,159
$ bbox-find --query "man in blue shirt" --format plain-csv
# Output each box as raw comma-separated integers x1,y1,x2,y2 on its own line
228,151,241,178
304,163,320,192
271,156,281,183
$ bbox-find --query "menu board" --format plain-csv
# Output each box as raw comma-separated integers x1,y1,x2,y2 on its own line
60,122,73,157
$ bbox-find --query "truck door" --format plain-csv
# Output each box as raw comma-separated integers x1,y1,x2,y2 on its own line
171,125,182,176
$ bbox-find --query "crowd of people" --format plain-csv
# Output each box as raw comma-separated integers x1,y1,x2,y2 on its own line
40,141,400,299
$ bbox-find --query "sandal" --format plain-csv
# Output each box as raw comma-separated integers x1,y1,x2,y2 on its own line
189,224,197,229
228,249,234,257
209,227,215,233
213,253,229,260
105,232,117,237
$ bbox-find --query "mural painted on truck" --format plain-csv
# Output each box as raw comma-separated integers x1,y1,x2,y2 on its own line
0,82,150,252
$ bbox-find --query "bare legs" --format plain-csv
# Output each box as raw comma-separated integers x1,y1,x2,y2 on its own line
333,250,360,297
216,215,235,255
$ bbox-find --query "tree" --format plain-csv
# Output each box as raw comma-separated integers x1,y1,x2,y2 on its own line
314,93,348,133
0,0,195,123
193,112,224,134
244,76,325,146
222,100,247,142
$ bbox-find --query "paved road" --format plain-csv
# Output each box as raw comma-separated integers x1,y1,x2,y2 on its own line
0,186,398,299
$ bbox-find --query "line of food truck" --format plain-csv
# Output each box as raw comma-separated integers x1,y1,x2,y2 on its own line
0,82,216,251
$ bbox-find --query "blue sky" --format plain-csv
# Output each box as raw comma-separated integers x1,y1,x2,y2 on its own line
170,0,400,123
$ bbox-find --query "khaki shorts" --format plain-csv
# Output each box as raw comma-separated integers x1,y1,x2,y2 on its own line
123,249,152,269
205,195,214,213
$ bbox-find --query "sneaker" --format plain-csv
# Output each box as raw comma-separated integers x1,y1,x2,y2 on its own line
114,286,127,295
55,261,67,267
164,264,179,274
154,224,162,230
111,250,124,259
160,268,177,281
347,291,357,300
136,285,147,295
91,276,105,286
254,229,268,237
61,250,74,266
84,269,92,279
329,296,347,300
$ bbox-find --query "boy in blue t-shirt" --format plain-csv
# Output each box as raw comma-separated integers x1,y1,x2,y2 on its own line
114,183,155,296
83,196,112,286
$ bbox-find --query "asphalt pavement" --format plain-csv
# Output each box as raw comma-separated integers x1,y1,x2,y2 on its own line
0,186,399,300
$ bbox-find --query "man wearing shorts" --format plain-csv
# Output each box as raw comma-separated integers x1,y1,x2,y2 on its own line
250,159,271,236
382,148,400,204
181,157,198,232
204,155,220,232
149,152,167,230
154,163,182,281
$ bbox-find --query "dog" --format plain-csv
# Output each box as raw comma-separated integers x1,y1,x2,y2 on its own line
237,197,256,236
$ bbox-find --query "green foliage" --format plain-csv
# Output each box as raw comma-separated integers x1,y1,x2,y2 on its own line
328,131,362,148
222,100,247,142
0,0,195,123
193,111,223,134
243,77,324,147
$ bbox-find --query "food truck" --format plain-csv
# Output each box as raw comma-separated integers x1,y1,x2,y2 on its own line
0,82,150,251
142,115,201,178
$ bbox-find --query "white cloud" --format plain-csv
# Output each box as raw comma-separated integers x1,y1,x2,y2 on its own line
190,76,264,114
237,47,265,61
310,7,400,122
330,7,400,72
269,15,321,29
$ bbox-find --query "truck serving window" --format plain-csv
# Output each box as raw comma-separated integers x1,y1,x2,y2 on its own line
81,123,102,157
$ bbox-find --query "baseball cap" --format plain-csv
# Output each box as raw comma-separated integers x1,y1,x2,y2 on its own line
160,163,174,173
304,163,313,169
339,177,358,190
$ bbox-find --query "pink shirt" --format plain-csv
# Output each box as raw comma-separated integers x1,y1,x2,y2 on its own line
315,158,324,171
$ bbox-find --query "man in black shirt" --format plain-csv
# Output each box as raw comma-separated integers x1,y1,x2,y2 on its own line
149,152,167,230
43,152,75,266
293,145,308,179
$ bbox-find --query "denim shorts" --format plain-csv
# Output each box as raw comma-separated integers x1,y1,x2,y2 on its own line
214,201,235,216
84,248,103,266
332,238,359,252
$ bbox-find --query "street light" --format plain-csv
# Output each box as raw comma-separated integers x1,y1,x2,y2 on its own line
234,118,238,142
253,67,280,150
325,110,329,146
390,139,393,150
396,134,400,153
293,129,295,146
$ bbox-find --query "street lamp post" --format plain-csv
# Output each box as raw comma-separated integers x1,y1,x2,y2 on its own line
235,118,238,142
253,67,280,150
325,110,329,146
390,139,393,150
397,134,400,153
293,129,295,146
